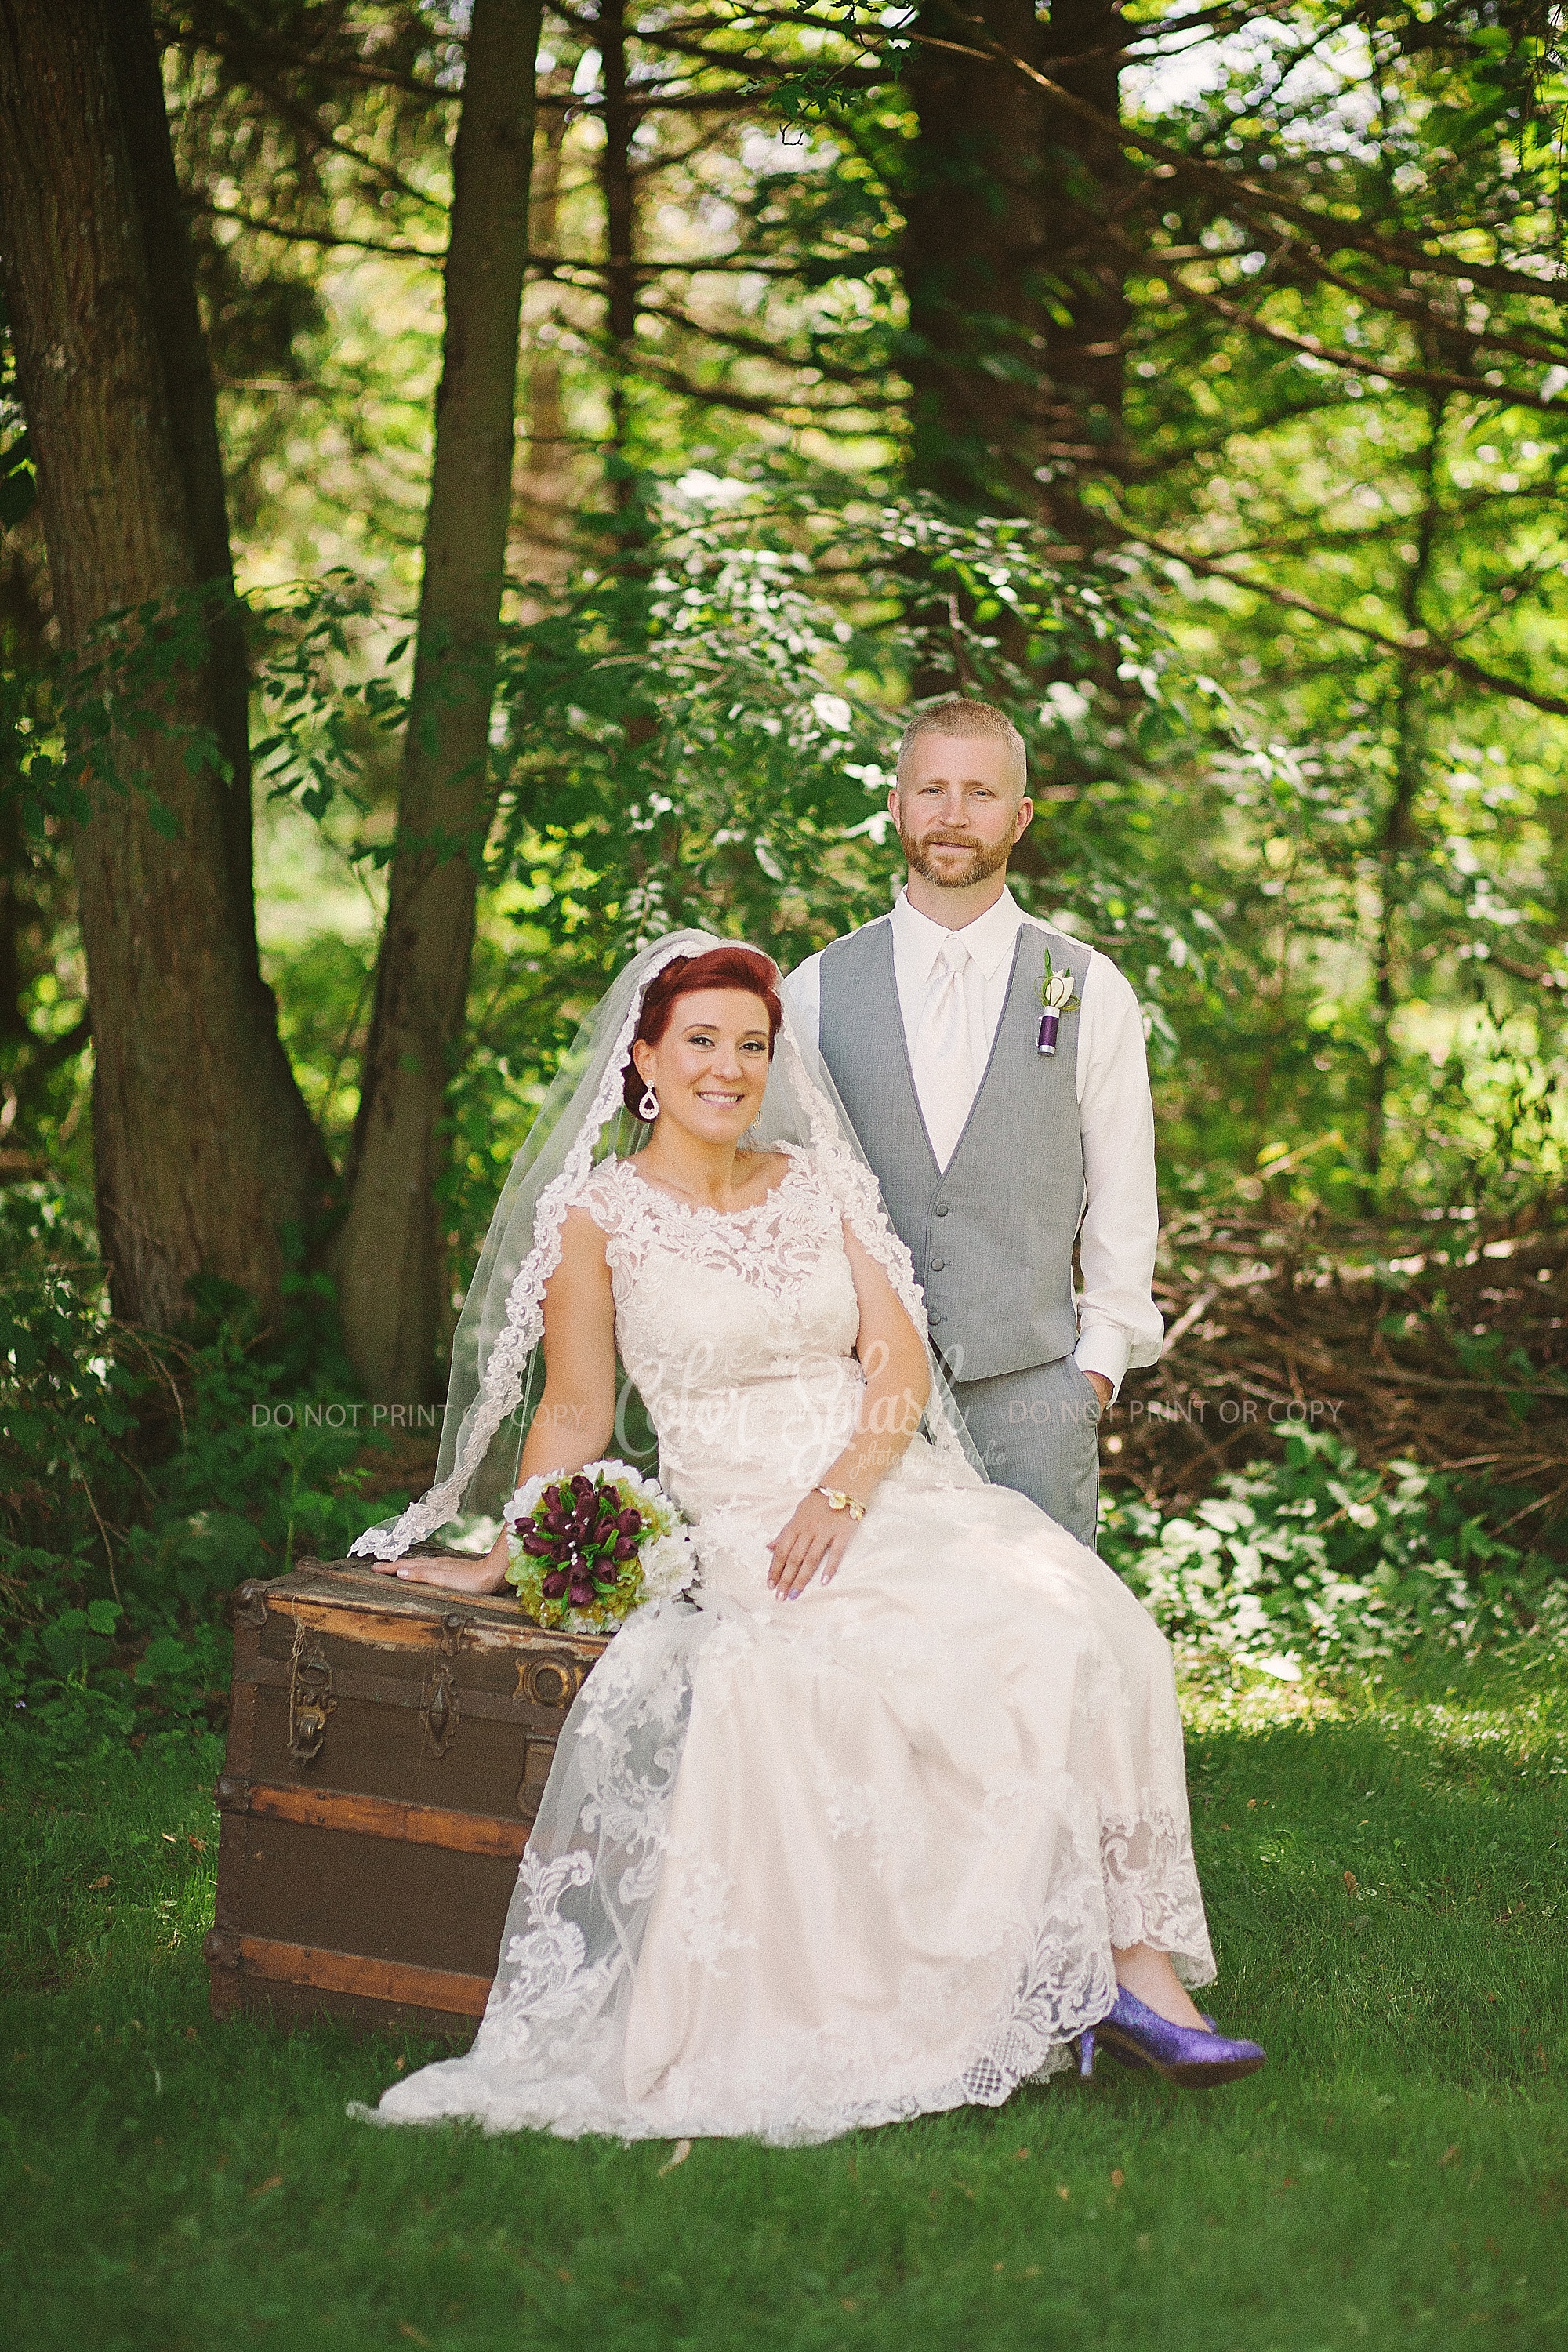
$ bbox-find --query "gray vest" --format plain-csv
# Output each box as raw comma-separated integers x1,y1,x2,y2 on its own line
818,916,1091,1385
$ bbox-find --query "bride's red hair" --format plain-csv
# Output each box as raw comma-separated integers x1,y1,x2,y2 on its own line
623,947,783,1114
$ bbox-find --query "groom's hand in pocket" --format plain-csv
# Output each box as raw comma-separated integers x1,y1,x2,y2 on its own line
767,1490,857,1600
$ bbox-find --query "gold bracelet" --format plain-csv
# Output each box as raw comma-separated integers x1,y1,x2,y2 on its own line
816,1486,867,1522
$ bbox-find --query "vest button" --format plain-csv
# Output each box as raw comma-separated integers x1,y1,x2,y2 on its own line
934,1201,950,1216
930,1312,945,1327
930,1258,946,1272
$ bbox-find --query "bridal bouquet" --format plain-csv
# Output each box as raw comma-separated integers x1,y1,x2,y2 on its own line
503,1459,697,1634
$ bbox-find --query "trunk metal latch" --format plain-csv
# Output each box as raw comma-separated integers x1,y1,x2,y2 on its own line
286,1632,336,1766
422,1610,470,1759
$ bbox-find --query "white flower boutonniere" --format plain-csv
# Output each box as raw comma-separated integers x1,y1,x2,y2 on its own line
1036,960,1080,1058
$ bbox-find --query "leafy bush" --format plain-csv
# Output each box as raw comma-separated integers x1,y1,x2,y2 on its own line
1101,1428,1566,1676
0,1183,407,1763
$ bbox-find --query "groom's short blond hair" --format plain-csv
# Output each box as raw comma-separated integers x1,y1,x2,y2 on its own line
895,696,1029,800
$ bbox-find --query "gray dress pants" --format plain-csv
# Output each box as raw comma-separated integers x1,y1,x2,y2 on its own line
948,1356,1103,1550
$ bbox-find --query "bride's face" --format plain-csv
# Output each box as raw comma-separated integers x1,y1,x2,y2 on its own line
634,990,773,1145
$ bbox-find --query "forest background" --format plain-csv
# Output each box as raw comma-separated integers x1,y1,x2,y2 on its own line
4,0,1568,1748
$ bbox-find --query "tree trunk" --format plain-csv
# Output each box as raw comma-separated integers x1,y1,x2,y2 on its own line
903,0,1051,514
1036,0,1128,512
332,0,542,1404
600,0,641,514
1366,390,1448,1191
902,0,1127,532
513,81,575,593
0,0,330,1325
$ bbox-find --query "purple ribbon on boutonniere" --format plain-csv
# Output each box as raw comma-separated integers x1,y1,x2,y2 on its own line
1036,959,1080,1057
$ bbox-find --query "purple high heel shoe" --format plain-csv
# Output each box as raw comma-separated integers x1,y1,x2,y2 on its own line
1078,1987,1265,2087
1094,2011,1218,2071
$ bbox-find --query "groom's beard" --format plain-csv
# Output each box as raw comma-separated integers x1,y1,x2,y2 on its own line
898,824,1014,893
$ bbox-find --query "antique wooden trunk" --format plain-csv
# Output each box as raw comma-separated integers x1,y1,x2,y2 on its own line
205,1559,607,2035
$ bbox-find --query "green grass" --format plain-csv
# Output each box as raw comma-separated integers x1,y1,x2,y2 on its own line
2,1650,1564,2351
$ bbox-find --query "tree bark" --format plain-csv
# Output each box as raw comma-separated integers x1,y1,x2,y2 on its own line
903,0,1050,513
1036,0,1128,505
513,80,575,591
600,0,641,509
0,0,330,1325
1366,390,1448,1190
902,0,1127,532
332,0,542,1404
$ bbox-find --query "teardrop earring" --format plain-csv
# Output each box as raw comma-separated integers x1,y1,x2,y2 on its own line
638,1082,659,1122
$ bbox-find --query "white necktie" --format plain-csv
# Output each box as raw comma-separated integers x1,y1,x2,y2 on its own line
916,935,977,1169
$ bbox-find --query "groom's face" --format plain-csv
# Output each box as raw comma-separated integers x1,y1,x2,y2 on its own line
891,735,1033,891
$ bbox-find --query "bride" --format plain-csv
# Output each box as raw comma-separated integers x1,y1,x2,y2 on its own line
348,935,1263,2144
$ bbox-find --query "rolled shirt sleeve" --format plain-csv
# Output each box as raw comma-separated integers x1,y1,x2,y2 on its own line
1071,951,1164,1396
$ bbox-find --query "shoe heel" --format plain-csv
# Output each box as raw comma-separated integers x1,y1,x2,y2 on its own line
1078,2030,1096,2081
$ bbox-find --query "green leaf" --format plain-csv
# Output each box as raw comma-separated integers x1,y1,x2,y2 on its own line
138,1635,194,1682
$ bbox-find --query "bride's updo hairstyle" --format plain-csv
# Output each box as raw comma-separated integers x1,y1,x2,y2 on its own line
622,946,783,1114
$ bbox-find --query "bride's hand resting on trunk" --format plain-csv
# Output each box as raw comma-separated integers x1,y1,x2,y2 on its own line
368,1526,512,1593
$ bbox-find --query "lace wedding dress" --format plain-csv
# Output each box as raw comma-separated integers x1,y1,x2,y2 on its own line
355,1145,1214,2147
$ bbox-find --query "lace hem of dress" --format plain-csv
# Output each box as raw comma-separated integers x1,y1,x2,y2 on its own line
349,1592,1214,2147
1101,1809,1215,1982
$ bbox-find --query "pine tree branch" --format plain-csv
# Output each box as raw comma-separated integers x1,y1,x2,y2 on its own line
1264,246,1568,372
155,9,455,105
1127,532,1568,717
1119,230,1568,372
191,198,444,259
907,24,1568,303
625,350,887,425
524,249,812,278
1175,281,1566,411
1167,488,1561,564
640,296,885,383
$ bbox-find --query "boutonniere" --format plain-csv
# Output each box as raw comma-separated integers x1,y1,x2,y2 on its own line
1036,960,1080,1057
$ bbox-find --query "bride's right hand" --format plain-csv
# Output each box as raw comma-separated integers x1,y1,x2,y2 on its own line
766,1488,861,1600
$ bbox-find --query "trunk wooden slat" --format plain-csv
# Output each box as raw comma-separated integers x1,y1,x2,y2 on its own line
205,1558,607,2036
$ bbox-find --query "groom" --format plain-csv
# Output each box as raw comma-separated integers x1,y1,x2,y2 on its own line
788,695,1163,1546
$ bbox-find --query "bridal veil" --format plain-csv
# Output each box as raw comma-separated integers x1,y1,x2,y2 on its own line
350,927,982,1562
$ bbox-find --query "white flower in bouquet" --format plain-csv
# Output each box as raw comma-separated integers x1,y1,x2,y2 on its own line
641,1527,699,1601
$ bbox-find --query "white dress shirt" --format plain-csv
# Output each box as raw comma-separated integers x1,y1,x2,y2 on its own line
787,887,1163,1395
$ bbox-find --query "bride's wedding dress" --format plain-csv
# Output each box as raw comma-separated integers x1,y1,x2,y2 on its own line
356,1144,1214,2147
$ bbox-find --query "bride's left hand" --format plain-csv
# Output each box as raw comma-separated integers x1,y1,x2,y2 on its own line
766,1490,859,1600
